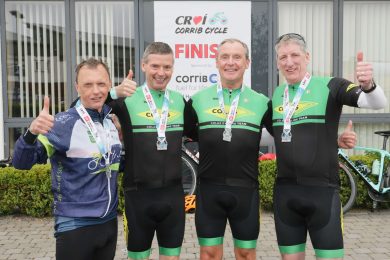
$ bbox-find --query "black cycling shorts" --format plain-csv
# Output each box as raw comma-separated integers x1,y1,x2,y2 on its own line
195,183,259,249
273,182,344,258
56,218,117,260
124,185,185,259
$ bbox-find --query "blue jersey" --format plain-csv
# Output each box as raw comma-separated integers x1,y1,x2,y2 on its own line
13,105,122,218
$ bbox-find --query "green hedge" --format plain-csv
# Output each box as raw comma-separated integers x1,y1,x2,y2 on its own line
0,157,387,217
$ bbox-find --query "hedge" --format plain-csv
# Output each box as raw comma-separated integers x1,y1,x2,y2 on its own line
0,157,388,217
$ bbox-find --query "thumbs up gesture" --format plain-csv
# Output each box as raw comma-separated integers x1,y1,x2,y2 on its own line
355,51,374,90
114,69,137,98
29,96,55,135
338,120,357,149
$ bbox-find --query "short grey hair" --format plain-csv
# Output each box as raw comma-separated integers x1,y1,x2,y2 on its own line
217,38,250,60
142,42,174,63
275,33,308,54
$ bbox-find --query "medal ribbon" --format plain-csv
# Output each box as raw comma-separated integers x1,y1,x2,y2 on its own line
216,83,244,133
142,83,170,141
282,72,311,136
75,100,111,176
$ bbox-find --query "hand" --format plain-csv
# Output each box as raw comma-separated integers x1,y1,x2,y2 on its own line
114,70,137,98
356,51,374,90
338,120,357,149
29,96,54,135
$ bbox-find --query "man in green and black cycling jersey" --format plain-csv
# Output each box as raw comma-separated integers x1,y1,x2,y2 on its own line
271,33,387,260
109,42,189,260
185,38,270,259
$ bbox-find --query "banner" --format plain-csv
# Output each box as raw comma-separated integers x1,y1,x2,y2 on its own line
154,1,251,98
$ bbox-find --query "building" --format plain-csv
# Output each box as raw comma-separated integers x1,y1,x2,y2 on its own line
0,0,389,158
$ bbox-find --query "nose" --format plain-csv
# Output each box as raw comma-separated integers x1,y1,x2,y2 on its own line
157,67,165,75
92,84,100,93
285,56,294,66
226,56,234,65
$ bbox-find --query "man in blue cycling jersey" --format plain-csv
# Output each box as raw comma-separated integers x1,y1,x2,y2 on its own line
13,58,122,260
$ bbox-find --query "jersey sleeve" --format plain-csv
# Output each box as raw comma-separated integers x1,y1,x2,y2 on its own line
261,100,274,136
183,98,199,141
12,132,49,170
328,77,361,107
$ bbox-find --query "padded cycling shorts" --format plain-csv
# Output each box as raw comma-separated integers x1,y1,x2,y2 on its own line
195,183,259,249
124,185,185,259
273,182,344,258
56,218,117,260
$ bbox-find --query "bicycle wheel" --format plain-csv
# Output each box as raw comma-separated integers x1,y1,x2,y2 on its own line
181,152,197,195
339,162,357,214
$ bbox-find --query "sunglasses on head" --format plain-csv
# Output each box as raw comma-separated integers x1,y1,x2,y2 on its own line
276,33,306,44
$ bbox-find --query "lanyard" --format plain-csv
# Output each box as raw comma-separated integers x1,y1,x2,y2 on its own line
142,83,170,150
75,101,112,177
282,72,311,142
216,83,244,142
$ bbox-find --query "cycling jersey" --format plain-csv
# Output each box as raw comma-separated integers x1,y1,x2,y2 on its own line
108,87,186,191
271,76,361,187
187,84,271,187
13,105,122,219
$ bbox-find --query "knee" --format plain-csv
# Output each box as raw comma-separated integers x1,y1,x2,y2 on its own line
234,248,256,260
200,246,223,260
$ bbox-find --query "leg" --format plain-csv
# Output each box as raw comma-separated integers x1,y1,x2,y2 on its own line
234,248,256,260
94,218,118,260
273,183,308,258
56,219,117,260
229,186,260,260
195,183,229,259
200,245,223,260
156,185,185,259
124,190,157,260
309,188,344,260
281,252,305,260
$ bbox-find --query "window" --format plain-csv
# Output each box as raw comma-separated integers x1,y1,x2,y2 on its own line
342,1,390,148
5,2,67,118
75,1,135,86
277,1,333,84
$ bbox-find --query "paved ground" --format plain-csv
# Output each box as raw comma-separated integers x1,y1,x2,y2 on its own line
0,209,390,259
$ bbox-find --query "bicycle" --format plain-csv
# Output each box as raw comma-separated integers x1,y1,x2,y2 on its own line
181,138,198,196
338,130,390,214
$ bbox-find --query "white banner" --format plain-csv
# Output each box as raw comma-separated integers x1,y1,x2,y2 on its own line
154,1,251,98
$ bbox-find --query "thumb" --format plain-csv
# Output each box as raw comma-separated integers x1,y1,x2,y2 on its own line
42,96,50,113
346,120,353,132
357,51,363,62
127,69,133,80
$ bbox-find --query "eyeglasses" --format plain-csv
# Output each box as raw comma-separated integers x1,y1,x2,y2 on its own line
276,33,306,45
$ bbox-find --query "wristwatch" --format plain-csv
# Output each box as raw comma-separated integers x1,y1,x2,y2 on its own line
361,80,376,93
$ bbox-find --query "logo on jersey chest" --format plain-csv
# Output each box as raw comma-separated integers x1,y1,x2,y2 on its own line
274,101,318,115
137,109,181,121
206,106,254,119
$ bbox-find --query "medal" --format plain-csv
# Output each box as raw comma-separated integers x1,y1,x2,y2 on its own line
223,128,232,142
281,129,292,142
156,137,168,150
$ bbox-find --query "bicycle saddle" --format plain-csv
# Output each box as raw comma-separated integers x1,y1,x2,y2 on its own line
374,131,390,137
